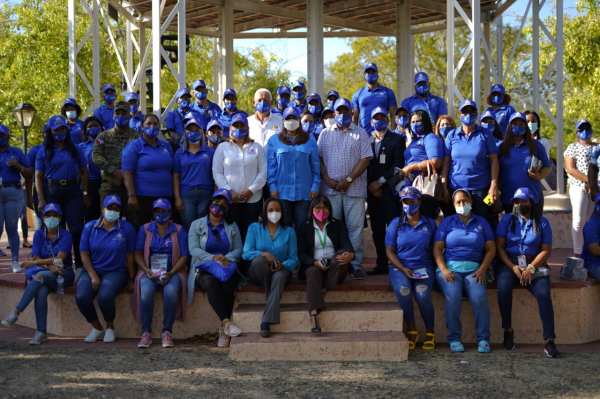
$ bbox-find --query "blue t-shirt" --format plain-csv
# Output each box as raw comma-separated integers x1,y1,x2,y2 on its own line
385,215,437,269
130,113,144,133
0,146,29,185
27,144,43,168
444,126,498,191
218,109,245,137
32,227,73,268
404,133,444,173
496,214,552,257
68,119,84,145
351,85,397,135
293,101,307,115
92,103,115,131
486,105,516,137
122,137,174,197
135,222,190,271
190,100,222,124
35,144,87,180
80,218,136,274
204,216,230,256
400,93,448,125
583,215,600,269
499,139,550,204
165,108,187,136
173,145,215,195
435,214,495,263
79,139,102,180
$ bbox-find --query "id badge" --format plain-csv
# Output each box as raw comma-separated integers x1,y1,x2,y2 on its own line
517,255,527,268
379,154,386,164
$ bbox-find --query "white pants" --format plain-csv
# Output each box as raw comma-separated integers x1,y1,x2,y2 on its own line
570,185,594,254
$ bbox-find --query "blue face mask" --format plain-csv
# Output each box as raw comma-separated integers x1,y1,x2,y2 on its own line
103,93,116,103
103,210,120,223
208,134,221,145
396,116,409,129
411,122,424,136
143,126,160,138
195,91,208,100
492,95,504,105
44,216,60,230
87,127,102,139
130,104,139,114
277,98,290,109
439,126,454,138
415,85,430,96
512,125,527,137
295,91,305,102
373,119,388,132
0,137,8,147
403,203,420,216
365,73,378,84
154,212,170,224
335,113,352,128
210,204,227,217
186,130,203,144
231,129,248,140
255,101,271,114
327,100,336,110
52,132,67,143
114,115,130,128
178,100,190,110
225,102,237,111
302,122,315,134
578,129,593,141
460,113,478,127
480,123,495,135
308,105,322,117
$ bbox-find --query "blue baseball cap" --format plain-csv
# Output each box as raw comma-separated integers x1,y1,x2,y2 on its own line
192,79,206,90
0,124,9,136
321,107,334,118
334,98,352,111
480,110,497,122
61,98,82,116
511,187,533,203
102,84,116,93
459,99,478,112
277,86,291,96
47,115,69,131
415,72,429,84
152,198,171,211
307,93,322,103
509,112,527,124
371,106,387,119
283,106,300,120
43,203,62,216
491,83,506,94
125,92,140,103
400,186,421,200
207,118,224,132
223,88,237,99
176,88,191,98
103,195,122,208
231,113,249,126
63,98,79,107
576,119,592,130
364,62,378,73
185,118,203,130
213,188,232,205
326,90,340,99
394,106,409,116
293,81,306,91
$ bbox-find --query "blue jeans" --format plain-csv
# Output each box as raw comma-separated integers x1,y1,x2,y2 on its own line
436,270,491,343
495,263,556,340
45,183,84,267
588,267,600,282
16,269,75,332
327,194,365,270
280,199,310,228
139,273,182,333
180,187,213,233
0,187,24,261
389,266,435,328
76,269,128,323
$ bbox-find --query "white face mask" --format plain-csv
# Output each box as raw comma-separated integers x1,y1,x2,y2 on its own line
325,118,336,128
267,212,282,224
455,204,472,216
284,119,300,131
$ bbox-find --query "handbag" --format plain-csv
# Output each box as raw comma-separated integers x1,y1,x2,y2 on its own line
413,161,442,200
195,260,238,282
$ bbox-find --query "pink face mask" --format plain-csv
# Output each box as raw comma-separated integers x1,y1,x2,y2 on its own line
313,210,330,222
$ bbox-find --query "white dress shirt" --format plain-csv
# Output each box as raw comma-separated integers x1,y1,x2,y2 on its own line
212,140,268,203
313,220,335,260
248,112,283,151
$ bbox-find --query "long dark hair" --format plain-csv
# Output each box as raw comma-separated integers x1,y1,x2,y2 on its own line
44,124,79,162
260,197,287,228
481,115,504,142
509,200,541,235
524,110,542,139
280,114,309,145
307,195,334,224
82,116,103,143
410,110,434,137
500,123,536,158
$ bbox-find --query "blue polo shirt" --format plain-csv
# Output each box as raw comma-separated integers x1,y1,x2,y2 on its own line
351,85,397,135
79,140,102,180
404,133,444,174
92,103,115,130
80,218,136,274
242,223,299,272
435,214,494,264
32,226,73,268
498,139,550,204
68,119,84,145
583,215,600,269
0,146,29,185
35,145,87,180
444,126,498,191
165,108,187,136
205,216,230,256
496,214,552,257
271,107,283,116
385,215,437,269
293,101,307,115
400,93,448,125
486,105,516,137
312,120,324,139
135,222,190,271
173,145,215,195
122,137,174,197
130,113,144,133
190,100,222,123
218,109,244,137
27,144,43,168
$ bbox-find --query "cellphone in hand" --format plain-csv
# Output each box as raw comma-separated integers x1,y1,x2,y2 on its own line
483,194,494,206
320,258,330,267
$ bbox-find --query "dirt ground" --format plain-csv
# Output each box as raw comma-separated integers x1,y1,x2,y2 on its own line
2,338,600,399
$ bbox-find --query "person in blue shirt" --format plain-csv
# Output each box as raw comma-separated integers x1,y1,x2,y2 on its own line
93,84,118,130
190,79,222,122
36,115,89,270
352,62,397,135
386,186,437,350
306,93,324,130
325,90,339,111
218,88,244,137
292,81,308,114
242,198,299,338
206,118,227,150
495,187,559,358
267,106,321,227
173,118,215,232
400,72,448,127
76,195,136,343
441,99,499,229
126,92,144,133
301,111,317,139
480,110,504,147
498,112,551,215
61,98,84,145
583,193,600,283
433,189,495,353
393,106,410,137
79,116,104,223
122,114,175,229
272,86,291,116
485,83,516,137
133,198,190,348
1,203,74,345
28,128,47,232
166,88,193,145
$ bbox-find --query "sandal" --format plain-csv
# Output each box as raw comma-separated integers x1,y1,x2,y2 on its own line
422,333,435,350
450,341,465,352
478,340,491,353
310,313,321,333
407,330,419,350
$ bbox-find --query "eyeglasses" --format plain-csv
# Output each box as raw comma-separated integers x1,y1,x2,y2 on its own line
211,227,222,242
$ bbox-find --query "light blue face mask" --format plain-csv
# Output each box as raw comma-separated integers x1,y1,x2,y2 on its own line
455,204,472,216
103,210,120,223
44,216,60,229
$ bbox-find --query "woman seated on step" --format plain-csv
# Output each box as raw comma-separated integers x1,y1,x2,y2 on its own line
1,204,75,346
433,189,495,353
242,197,299,338
187,189,244,348
496,187,559,358
297,195,354,333
385,186,437,350
583,193,600,284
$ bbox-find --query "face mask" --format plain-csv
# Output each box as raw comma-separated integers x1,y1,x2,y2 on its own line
460,113,478,127
528,122,539,134
210,204,227,217
295,91,305,102
492,95,504,105
302,122,315,134
130,104,139,114
325,118,336,128
439,126,454,138
403,203,420,216
143,126,160,138
480,123,495,135
416,85,430,96
231,129,248,140
114,115,130,128
327,100,336,109
396,116,409,128
44,216,60,229
515,204,531,216
52,132,67,143
178,100,190,110
103,93,116,103
308,105,323,117
104,210,120,223
66,111,77,120
411,122,424,136
186,130,203,144
208,134,222,145
455,204,472,216
373,119,388,132
313,209,330,222
578,129,593,141
267,211,282,224
512,125,526,138
284,119,300,131
87,127,102,139
195,91,208,101
154,212,170,224
365,73,378,84
255,101,271,114
277,98,290,109
335,114,352,128
225,102,237,111
0,138,8,147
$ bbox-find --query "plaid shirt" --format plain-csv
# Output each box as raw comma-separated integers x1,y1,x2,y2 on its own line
317,123,373,198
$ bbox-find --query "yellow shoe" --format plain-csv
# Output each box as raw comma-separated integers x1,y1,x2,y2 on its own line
407,331,419,350
422,333,435,350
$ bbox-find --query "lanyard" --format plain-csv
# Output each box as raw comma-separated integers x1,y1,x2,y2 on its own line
519,219,529,255
316,227,328,250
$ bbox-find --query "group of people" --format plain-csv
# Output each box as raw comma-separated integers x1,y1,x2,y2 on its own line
0,62,592,359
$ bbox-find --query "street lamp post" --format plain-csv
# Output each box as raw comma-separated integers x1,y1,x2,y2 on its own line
12,103,37,154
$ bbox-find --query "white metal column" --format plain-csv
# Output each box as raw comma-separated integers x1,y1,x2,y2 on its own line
126,21,134,92
472,0,481,105
218,0,234,96
496,1,503,80
446,0,455,116
532,0,540,113
92,0,101,111
68,0,76,98
177,0,187,88
396,0,412,101
152,0,162,117
139,20,147,112
213,38,221,101
555,0,564,194
483,22,491,109
307,0,324,95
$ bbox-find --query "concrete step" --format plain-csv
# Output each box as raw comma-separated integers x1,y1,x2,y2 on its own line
231,302,403,333
230,331,409,361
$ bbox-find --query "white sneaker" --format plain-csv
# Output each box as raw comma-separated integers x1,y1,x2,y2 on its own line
217,326,231,347
11,261,22,273
223,321,242,337
103,328,116,343
84,328,105,343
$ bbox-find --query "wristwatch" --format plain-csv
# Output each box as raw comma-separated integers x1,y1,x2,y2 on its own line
527,264,536,274
346,176,353,183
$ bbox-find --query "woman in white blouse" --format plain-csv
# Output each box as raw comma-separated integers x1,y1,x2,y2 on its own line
213,113,268,241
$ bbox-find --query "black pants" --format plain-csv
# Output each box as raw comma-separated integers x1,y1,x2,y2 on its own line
195,271,239,321
367,194,400,269
135,196,175,230
84,179,102,224
228,200,263,242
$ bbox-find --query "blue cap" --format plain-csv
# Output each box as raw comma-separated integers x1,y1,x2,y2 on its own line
400,186,421,200
223,88,237,99
207,118,224,132
43,203,62,216
283,106,300,120
192,79,206,89
371,106,387,119
307,93,322,103
480,110,497,122
152,198,171,211
394,106,409,116
326,90,339,99
102,84,116,93
47,115,69,131
213,188,232,205
185,118,203,130
334,98,352,111
595,193,600,204
459,99,478,111
293,81,306,91
511,187,534,203
364,62,378,73
415,72,429,83
231,113,249,126
103,195,122,208
176,88,191,98
321,107,334,118
576,119,592,130
0,124,8,136
277,86,291,96
509,112,527,124
63,98,79,107
125,92,139,103
491,83,506,94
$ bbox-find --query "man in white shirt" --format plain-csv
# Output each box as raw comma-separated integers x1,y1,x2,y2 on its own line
248,88,283,151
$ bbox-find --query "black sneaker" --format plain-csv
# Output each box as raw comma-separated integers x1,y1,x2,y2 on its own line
544,341,559,358
352,269,365,280
503,330,515,350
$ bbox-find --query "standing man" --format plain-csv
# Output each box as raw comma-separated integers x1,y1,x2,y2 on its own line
126,92,144,133
318,98,373,280
272,86,292,116
400,72,448,127
218,88,245,137
248,88,282,151
366,107,405,275
190,79,222,123
352,62,397,136
292,81,308,114
93,84,118,131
